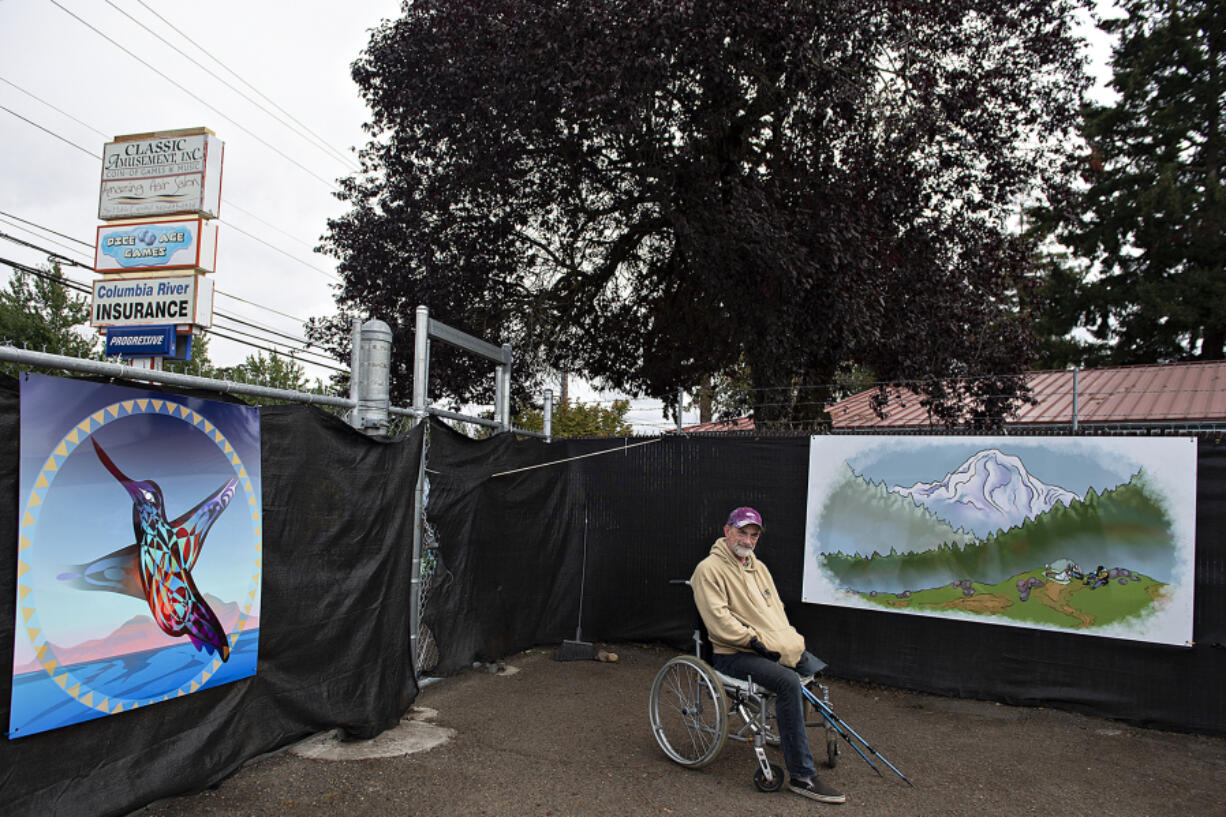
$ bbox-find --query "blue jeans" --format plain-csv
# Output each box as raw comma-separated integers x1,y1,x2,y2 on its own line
712,649,827,780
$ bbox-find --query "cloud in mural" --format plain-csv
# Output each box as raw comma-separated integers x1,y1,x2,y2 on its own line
890,449,1081,538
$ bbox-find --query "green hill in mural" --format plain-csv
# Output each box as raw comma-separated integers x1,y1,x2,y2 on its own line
851,567,1168,633
822,469,1176,593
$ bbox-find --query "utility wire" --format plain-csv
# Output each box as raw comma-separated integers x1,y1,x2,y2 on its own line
0,209,94,248
187,326,347,374
131,0,361,172
2,83,341,281
0,255,346,372
0,219,91,260
0,230,84,268
0,238,341,366
224,201,318,253
214,289,306,324
218,217,340,282
0,75,109,139
1,95,340,279
0,103,99,159
0,81,329,263
104,0,358,173
205,319,341,369
0,213,318,329
47,0,340,190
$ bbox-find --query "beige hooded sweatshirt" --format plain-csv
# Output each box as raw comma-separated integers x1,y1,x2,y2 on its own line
690,538,806,668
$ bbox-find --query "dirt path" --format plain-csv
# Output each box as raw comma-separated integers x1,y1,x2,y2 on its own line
135,644,1226,817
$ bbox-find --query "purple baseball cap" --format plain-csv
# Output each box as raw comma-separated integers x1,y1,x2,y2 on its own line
726,506,764,530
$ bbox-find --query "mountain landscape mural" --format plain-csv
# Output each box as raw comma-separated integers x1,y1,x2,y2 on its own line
803,437,1197,646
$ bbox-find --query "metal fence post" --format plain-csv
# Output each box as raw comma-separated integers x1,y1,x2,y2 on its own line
500,343,512,432
347,317,362,430
410,305,430,672
677,387,685,433
494,365,506,430
413,306,429,425
1072,367,1080,434
353,319,392,436
543,388,553,442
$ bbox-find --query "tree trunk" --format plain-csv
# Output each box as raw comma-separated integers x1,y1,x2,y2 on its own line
699,374,712,423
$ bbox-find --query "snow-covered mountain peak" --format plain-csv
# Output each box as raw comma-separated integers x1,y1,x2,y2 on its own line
890,449,1081,538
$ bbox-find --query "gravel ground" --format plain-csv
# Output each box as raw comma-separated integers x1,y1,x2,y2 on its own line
135,643,1226,817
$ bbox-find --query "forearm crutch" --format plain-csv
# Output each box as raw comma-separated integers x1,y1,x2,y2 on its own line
801,685,914,787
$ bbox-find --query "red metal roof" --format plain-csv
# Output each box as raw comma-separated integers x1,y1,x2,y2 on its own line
675,416,756,433
826,361,1226,428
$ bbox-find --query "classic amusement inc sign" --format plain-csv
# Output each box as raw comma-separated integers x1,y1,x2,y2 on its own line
98,128,223,220
90,274,214,329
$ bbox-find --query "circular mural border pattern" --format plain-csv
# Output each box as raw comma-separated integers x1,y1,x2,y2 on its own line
15,396,261,720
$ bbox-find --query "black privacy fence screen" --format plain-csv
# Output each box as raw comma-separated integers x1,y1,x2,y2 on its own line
1,375,1222,817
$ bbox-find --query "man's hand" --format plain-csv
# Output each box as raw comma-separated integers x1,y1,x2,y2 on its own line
749,637,781,662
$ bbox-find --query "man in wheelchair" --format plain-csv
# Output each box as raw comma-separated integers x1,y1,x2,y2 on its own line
690,506,846,805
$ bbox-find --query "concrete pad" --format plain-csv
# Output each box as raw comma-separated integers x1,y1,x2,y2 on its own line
288,707,455,761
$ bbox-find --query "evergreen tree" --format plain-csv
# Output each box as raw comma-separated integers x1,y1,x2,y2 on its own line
0,264,99,377
216,351,311,406
1035,0,1226,362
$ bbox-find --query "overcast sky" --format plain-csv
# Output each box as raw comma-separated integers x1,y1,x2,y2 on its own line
0,0,1117,433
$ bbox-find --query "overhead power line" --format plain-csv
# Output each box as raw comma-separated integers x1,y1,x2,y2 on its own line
132,0,361,172
104,0,359,174
0,212,318,326
203,326,346,373
0,234,341,367
0,99,340,282
47,0,340,190
0,229,86,269
0,218,90,260
0,103,100,160
0,209,94,248
0,254,346,373
0,76,109,139
218,218,340,282
214,290,306,324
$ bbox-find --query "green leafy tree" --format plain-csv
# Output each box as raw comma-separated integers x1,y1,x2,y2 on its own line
515,398,634,438
0,264,99,377
1034,0,1226,362
217,351,310,406
315,0,1090,426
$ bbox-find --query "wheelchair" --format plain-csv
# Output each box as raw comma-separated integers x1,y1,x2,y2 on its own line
648,621,839,792
649,581,912,791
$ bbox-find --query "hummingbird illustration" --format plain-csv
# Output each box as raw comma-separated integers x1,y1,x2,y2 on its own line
58,439,239,661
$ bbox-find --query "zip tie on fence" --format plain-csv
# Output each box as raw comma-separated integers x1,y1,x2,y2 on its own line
489,438,661,478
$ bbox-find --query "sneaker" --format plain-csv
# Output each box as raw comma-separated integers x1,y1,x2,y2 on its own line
789,776,846,804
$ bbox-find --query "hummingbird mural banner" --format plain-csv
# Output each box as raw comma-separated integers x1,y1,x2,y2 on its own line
9,374,262,738
802,436,1197,647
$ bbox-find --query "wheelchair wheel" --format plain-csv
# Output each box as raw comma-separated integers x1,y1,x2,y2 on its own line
754,762,785,793
649,655,728,768
826,732,839,768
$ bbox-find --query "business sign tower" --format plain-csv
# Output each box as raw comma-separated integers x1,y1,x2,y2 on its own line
89,127,223,369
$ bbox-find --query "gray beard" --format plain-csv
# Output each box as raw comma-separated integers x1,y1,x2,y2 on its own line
733,545,754,560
